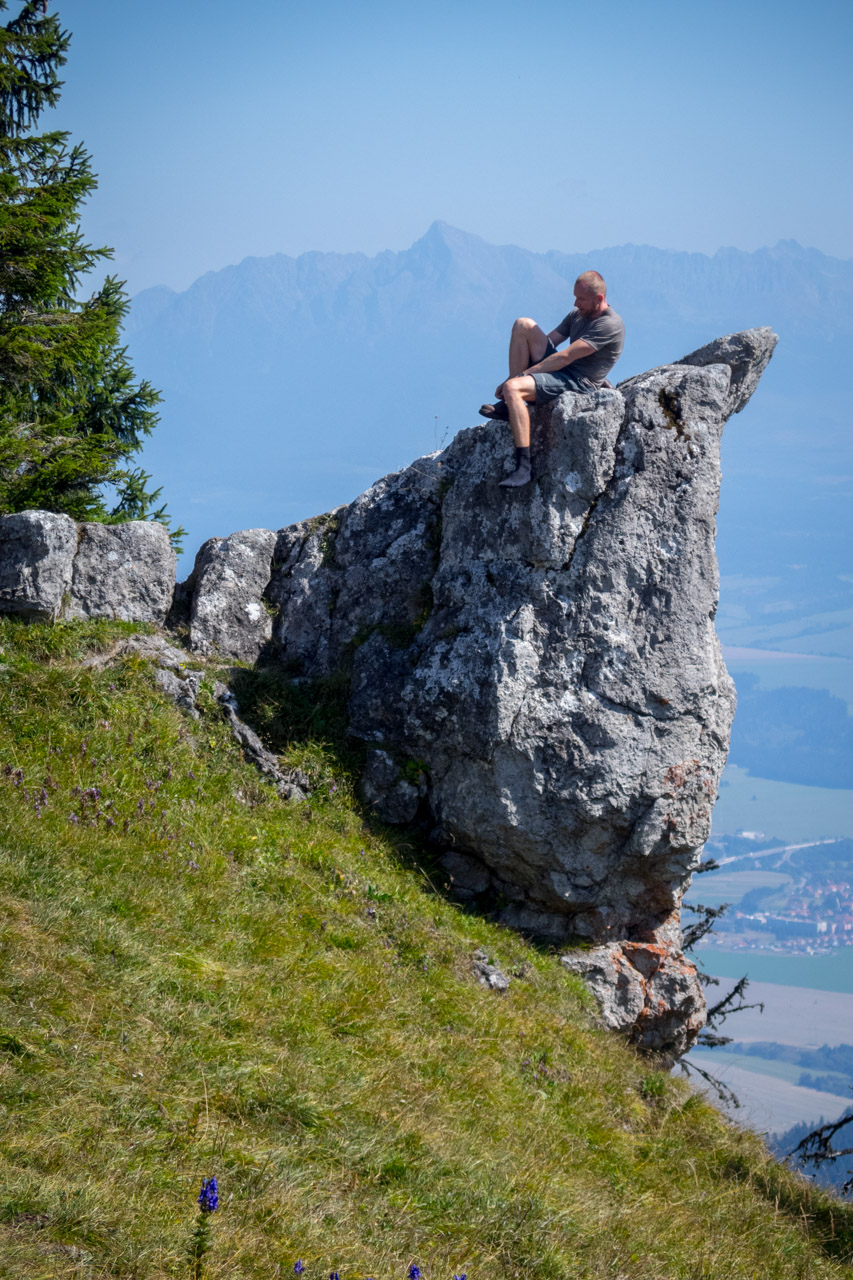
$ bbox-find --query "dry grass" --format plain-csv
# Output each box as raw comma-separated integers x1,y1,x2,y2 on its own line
0,616,850,1279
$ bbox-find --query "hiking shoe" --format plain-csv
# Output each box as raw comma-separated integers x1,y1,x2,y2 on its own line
499,462,532,488
479,401,510,421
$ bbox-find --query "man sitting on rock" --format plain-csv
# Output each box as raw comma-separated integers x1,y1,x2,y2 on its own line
481,270,625,488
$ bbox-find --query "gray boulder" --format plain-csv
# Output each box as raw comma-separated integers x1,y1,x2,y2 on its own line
67,521,175,623
0,510,77,621
184,528,278,660
260,331,775,932
561,941,706,1063
0,513,175,625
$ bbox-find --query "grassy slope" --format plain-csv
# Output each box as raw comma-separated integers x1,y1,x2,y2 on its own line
0,618,850,1280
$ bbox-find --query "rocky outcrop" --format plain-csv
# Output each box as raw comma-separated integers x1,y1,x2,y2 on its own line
0,328,778,1055
0,512,175,624
172,326,777,1054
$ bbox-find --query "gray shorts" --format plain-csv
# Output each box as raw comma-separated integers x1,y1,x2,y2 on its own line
531,339,596,403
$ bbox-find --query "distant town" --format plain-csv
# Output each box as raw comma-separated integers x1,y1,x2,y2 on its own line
688,831,853,955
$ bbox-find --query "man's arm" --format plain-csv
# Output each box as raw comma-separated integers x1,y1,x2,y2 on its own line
494,338,595,398
527,337,596,375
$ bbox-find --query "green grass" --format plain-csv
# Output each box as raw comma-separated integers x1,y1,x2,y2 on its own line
0,617,851,1279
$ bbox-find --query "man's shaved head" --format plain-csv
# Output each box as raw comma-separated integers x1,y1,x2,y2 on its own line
575,270,606,298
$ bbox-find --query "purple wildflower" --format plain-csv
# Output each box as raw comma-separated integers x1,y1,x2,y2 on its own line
330,1273,340,1280
454,1274,468,1279
409,1268,421,1280
68,813,79,824
293,1263,304,1276
197,1176,218,1214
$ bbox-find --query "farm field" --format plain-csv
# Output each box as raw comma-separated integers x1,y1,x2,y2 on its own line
686,1052,851,1136
711,765,853,841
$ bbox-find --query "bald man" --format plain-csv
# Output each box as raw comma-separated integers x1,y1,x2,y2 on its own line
480,270,625,487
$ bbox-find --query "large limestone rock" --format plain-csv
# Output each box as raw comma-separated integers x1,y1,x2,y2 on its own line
0,513,175,624
0,510,77,621
67,521,175,623
176,327,776,1054
2,331,772,1054
184,528,277,660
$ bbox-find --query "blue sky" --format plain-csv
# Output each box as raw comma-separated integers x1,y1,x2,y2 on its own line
51,0,853,294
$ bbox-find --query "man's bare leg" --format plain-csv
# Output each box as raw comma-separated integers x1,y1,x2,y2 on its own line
508,317,550,379
480,319,549,421
499,375,537,487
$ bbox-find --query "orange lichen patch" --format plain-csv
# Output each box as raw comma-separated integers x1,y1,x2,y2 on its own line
664,758,701,790
619,940,706,1047
621,941,668,979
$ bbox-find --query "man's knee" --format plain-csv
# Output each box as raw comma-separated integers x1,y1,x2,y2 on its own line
512,317,539,335
504,375,533,399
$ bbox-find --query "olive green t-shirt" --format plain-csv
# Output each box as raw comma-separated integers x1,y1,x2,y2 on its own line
555,307,625,386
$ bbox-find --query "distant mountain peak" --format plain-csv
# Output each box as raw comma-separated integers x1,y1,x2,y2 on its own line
411,220,487,256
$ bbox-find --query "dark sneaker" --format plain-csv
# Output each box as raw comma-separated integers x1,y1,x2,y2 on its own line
499,462,532,488
479,401,510,421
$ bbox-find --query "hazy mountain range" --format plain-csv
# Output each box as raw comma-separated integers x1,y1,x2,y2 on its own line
127,223,853,794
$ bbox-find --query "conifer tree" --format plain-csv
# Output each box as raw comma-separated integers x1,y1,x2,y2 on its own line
0,1,179,537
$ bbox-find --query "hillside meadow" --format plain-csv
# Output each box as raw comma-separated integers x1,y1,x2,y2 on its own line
0,617,850,1279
